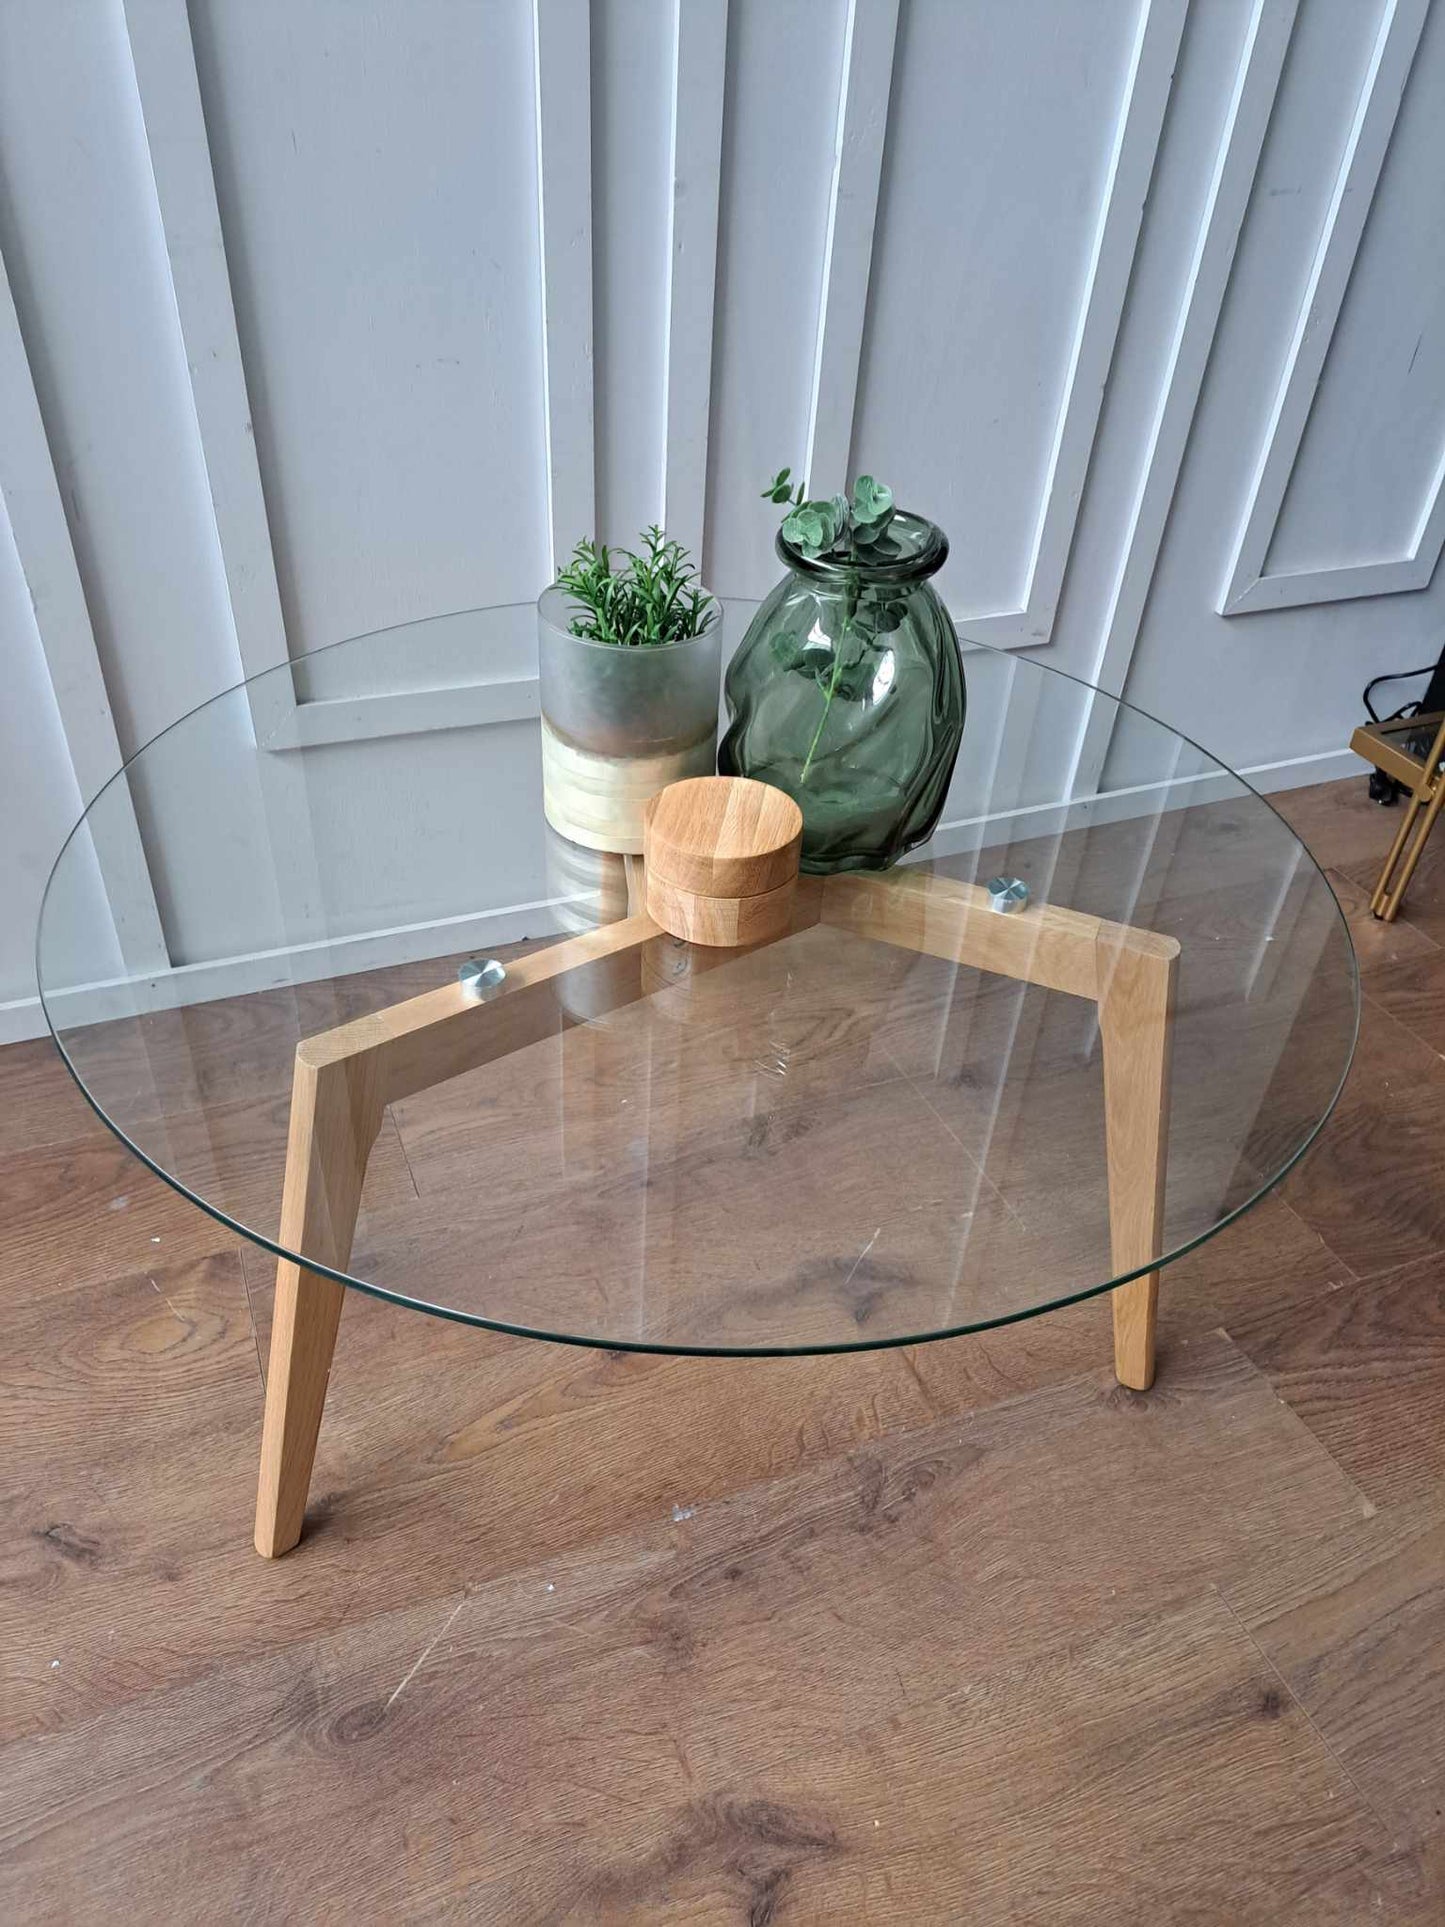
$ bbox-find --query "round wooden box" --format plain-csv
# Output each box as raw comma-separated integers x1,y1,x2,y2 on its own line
642,776,803,947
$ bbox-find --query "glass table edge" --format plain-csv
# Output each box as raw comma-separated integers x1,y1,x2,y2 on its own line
38,951,1361,1360
32,606,1365,1355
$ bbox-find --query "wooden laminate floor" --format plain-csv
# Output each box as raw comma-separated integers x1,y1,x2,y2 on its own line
3,777,1444,1922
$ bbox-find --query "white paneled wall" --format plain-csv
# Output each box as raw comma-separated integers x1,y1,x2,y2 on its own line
3,0,1445,1036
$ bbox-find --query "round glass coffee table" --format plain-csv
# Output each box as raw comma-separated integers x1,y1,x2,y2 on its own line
37,605,1358,1558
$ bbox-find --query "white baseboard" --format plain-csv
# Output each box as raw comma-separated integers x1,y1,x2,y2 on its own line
1,744,1369,1047
2,894,576,1046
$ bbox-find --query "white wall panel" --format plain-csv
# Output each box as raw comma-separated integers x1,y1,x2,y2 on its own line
0,0,239,755
703,0,850,592
1117,0,1445,777
1217,0,1436,612
5,0,1445,1036
1267,0,1445,576
1019,0,1298,789
853,0,1175,631
592,0,673,548
188,0,550,662
0,516,97,1012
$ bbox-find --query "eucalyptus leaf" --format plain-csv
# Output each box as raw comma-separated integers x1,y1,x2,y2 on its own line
852,475,893,525
770,629,811,673
781,504,824,554
829,659,878,704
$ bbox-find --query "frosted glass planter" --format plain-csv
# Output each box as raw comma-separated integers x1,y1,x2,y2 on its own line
537,586,722,853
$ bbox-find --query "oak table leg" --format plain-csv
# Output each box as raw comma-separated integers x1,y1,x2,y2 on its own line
255,1053,384,1558
820,869,1178,1391
1096,929,1176,1391
250,907,771,1555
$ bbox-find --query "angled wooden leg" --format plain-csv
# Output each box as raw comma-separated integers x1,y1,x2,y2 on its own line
255,1051,383,1557
820,869,1181,1386
249,783,823,1560
1096,930,1176,1391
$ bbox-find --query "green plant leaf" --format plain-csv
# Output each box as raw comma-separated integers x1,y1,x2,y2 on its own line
851,475,894,525
554,524,712,645
770,629,809,673
782,501,840,556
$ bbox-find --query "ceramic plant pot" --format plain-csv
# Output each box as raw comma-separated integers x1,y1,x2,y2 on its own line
537,585,722,854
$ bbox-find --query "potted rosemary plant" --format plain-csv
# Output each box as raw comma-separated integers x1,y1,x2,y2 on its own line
538,526,720,853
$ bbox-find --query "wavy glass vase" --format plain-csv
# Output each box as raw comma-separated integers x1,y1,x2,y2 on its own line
719,512,964,872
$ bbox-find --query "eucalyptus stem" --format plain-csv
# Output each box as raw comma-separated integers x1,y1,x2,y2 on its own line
798,572,859,785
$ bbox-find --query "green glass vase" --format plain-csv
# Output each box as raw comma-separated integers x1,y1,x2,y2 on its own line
719,511,965,872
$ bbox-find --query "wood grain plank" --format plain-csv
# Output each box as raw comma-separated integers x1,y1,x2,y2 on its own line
1271,776,1433,879
1226,1256,1445,1507
1364,943,1445,1055
0,1095,415,1304
1224,1495,1445,1841
1277,998,1445,1280
558,1596,1382,1926
0,1037,110,1156
1268,1832,1445,1925
1323,863,1441,974
0,1134,245,1302
0,1338,1377,1920
1338,838,1445,952
42,939,543,1127
0,1250,260,1741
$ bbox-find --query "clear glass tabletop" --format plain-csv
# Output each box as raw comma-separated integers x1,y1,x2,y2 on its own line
37,603,1358,1355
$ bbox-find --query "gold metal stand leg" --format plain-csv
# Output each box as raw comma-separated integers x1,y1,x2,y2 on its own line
1370,714,1445,922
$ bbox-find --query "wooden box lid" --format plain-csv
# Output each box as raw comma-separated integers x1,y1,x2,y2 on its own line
642,776,802,899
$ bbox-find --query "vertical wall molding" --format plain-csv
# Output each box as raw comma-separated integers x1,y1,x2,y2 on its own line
962,0,1188,647
121,0,336,968
660,0,728,571
122,0,294,739
802,0,900,494
1218,0,1436,615
532,0,595,577
0,246,170,986
1066,0,1300,798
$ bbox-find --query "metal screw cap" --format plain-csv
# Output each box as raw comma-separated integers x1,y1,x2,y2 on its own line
458,958,507,996
985,876,1030,915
